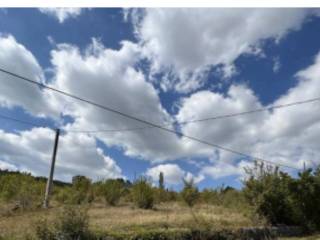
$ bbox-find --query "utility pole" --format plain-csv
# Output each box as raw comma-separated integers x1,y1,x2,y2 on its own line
43,128,60,208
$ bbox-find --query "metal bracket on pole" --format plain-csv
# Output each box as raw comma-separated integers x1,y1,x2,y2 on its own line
43,128,60,208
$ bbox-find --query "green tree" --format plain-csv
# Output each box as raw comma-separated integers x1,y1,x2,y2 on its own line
181,178,199,207
289,168,320,230
131,177,154,209
72,175,91,192
159,172,164,190
243,161,297,225
71,175,92,204
103,179,125,206
0,173,44,209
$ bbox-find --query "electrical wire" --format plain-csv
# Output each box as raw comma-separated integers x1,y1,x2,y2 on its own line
0,67,301,170
67,97,320,133
0,113,51,129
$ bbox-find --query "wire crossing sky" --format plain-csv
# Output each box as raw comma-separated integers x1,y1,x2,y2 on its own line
0,67,305,170
0,8,320,188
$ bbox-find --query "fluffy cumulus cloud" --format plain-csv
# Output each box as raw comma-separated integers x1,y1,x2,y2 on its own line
0,35,58,118
0,160,17,171
201,161,253,180
39,8,83,23
177,52,320,179
253,53,320,169
0,128,122,181
146,163,203,186
130,8,315,93
2,18,320,183
49,39,189,162
176,84,267,162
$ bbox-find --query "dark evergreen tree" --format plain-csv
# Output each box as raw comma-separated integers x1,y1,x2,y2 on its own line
159,171,164,190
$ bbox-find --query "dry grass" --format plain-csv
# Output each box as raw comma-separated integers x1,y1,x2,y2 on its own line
280,236,320,240
0,204,56,239
0,202,253,239
89,202,253,232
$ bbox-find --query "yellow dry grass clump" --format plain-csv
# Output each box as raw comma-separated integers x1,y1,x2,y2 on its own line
0,202,252,238
89,202,252,232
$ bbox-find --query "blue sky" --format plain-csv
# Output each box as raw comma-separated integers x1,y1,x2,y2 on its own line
1,8,320,190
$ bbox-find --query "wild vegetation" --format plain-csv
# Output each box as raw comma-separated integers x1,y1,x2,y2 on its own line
1,162,320,239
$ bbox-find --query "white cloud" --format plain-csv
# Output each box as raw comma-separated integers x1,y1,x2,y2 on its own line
0,128,122,182
146,163,203,186
0,35,184,167
2,30,320,183
176,52,320,179
39,8,83,23
131,8,315,93
0,160,17,171
49,39,188,162
201,161,253,179
0,34,59,118
176,84,267,162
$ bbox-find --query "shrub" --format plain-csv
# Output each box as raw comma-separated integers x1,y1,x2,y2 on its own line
166,189,178,202
243,161,298,226
131,178,154,209
154,188,167,203
289,168,320,230
72,176,91,192
200,188,219,205
0,173,44,210
35,205,92,240
181,178,199,207
70,175,93,204
103,179,125,206
35,218,55,240
55,206,90,239
54,187,72,204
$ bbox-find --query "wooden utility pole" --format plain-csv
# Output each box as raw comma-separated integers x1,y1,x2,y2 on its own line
43,128,60,208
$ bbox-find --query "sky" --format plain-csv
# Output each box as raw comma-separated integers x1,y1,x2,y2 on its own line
1,8,320,190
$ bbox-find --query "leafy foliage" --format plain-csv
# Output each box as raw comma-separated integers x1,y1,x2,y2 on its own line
71,175,93,204
102,179,125,206
0,172,45,209
289,168,320,230
131,177,154,209
159,172,164,190
35,205,92,240
243,161,320,230
181,178,199,207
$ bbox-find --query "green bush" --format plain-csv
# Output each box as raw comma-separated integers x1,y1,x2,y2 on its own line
35,218,55,240
131,178,154,209
54,187,72,204
35,206,92,240
181,178,199,207
69,175,93,204
243,161,320,230
243,162,297,225
289,168,320,230
102,179,125,206
0,173,45,209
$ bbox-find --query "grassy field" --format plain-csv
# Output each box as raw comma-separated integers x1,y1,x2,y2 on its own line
280,236,320,240
1,170,320,239
2,202,320,239
0,202,253,239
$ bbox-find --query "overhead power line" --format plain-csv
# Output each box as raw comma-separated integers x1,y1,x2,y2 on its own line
0,67,300,170
0,113,51,129
67,96,320,133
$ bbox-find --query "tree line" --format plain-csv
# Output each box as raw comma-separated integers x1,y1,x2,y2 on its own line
1,161,320,232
